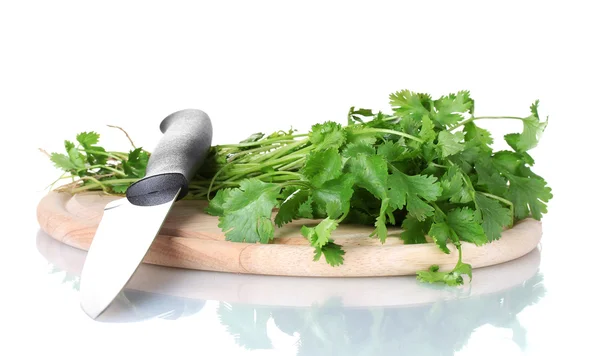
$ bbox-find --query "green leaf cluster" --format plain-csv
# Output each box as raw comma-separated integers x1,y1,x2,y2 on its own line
45,90,552,286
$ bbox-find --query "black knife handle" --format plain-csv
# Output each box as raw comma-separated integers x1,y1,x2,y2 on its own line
126,109,213,206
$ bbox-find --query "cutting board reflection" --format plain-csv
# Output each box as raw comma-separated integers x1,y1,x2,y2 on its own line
36,191,543,277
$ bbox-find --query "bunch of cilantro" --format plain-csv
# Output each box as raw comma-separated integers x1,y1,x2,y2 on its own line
46,90,552,286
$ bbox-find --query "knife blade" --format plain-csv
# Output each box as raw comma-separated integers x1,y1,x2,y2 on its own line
79,108,213,319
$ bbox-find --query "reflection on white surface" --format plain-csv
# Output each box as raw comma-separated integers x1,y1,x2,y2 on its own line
36,230,545,355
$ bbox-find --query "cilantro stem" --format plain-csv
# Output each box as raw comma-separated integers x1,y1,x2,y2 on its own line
354,128,424,143
278,180,311,190
217,135,306,148
46,173,70,190
252,171,304,181
430,162,449,169
70,178,139,193
78,149,128,161
265,139,310,159
248,139,310,163
78,165,126,177
276,158,306,171
223,153,306,180
381,115,400,122
449,116,525,130
72,176,110,193
336,210,349,223
226,144,282,161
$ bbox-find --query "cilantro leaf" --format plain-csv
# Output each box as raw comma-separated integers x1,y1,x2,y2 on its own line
428,222,454,253
400,216,430,244
417,261,472,286
345,153,388,200
297,196,314,219
239,132,264,143
504,172,552,220
302,217,345,266
492,150,524,174
111,185,129,194
347,107,374,125
314,217,338,248
275,189,310,227
504,100,548,152
464,122,493,153
67,146,86,170
314,242,345,266
218,179,280,243
474,156,508,196
419,115,436,142
301,148,342,187
428,206,487,253
206,188,233,216
437,131,465,158
439,165,473,203
123,147,149,178
447,207,487,246
371,197,390,243
342,142,376,157
50,153,77,171
76,131,100,147
389,90,431,120
84,145,108,165
376,140,411,163
474,192,512,241
432,90,473,127
309,121,346,151
387,170,442,221
64,140,75,152
312,175,354,219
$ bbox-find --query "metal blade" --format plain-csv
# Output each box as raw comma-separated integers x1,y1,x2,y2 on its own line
79,188,180,319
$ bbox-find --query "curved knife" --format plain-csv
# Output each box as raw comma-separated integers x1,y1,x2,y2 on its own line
79,109,213,319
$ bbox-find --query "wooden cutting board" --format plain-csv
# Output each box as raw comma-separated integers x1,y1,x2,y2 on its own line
36,191,543,277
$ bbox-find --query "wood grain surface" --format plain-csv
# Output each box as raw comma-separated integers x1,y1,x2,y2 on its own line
36,191,543,277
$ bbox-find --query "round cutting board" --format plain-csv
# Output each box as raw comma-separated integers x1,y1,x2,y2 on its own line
36,191,543,277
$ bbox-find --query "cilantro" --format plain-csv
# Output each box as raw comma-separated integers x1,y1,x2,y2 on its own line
45,90,553,287
309,121,346,151
431,90,473,127
504,100,548,152
274,189,310,227
50,153,77,171
301,217,345,266
417,260,472,286
439,165,473,204
437,131,465,158
376,140,411,162
297,196,314,219
311,175,354,219
301,148,342,187
474,192,512,241
389,90,431,120
504,172,552,220
205,188,233,216
400,216,430,244
217,179,280,243
123,147,149,178
76,131,100,147
387,169,442,221
345,152,388,200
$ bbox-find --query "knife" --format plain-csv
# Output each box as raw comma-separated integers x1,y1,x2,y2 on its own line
79,108,213,319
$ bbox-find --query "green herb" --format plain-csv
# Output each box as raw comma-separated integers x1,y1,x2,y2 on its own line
43,90,552,286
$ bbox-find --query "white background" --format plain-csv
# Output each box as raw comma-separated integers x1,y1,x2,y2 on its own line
1,1,599,355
